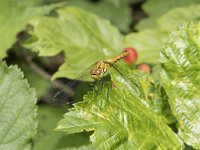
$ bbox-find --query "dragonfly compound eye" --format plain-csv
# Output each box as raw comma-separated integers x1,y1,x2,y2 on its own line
90,68,104,79
96,69,102,74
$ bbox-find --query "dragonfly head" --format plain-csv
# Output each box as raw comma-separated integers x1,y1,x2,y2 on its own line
90,61,108,80
90,68,104,80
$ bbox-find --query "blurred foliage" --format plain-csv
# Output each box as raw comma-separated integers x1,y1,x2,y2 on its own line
23,6,164,81
24,3,200,81
136,0,200,30
157,5,200,32
68,0,134,33
123,29,166,63
24,6,123,80
0,0,66,58
62,145,96,150
33,105,91,150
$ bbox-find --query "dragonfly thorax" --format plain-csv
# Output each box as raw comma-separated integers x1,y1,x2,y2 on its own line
90,51,129,80
90,61,111,80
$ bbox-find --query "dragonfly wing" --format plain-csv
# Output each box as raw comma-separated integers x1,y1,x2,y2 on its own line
112,64,142,94
52,63,96,105
52,80,81,105
73,62,96,81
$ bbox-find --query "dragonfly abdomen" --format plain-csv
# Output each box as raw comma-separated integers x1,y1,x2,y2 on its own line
106,51,129,64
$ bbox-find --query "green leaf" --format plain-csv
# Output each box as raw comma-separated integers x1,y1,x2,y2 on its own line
68,0,132,32
56,66,184,149
136,0,200,30
160,21,200,149
33,105,90,150
24,6,124,80
0,61,37,150
138,77,175,124
157,5,200,32
124,29,167,63
0,0,66,58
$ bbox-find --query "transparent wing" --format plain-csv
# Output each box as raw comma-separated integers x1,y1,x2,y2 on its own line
112,64,141,93
51,63,97,105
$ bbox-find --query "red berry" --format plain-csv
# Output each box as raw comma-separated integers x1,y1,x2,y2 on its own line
123,47,138,65
137,64,151,73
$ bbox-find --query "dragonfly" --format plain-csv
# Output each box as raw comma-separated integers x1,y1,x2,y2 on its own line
53,51,129,105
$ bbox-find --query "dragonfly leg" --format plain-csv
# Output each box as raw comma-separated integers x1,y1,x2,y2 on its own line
94,79,103,93
93,77,109,96
106,80,118,88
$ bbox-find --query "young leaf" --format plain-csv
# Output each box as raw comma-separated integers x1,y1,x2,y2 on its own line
0,61,37,150
24,6,124,80
56,66,184,149
160,21,200,149
136,0,200,30
0,0,65,58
